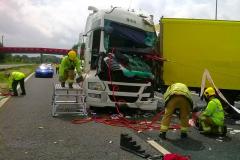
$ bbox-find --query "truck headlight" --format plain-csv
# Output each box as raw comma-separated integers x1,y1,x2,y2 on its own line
88,82,104,91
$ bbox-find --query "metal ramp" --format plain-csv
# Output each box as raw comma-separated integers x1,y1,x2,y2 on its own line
52,83,87,117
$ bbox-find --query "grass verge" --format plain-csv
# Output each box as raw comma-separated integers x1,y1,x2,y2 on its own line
0,64,38,92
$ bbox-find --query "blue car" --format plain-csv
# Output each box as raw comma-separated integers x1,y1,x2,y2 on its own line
35,64,54,78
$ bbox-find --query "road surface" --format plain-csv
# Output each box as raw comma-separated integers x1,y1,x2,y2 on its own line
0,73,240,160
0,74,157,160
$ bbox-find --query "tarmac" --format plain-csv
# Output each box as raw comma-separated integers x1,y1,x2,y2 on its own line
0,74,240,159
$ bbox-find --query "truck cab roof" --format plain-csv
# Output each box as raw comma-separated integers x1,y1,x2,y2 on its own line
85,7,155,34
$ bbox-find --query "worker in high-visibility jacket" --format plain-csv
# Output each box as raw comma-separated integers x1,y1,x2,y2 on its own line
55,63,60,74
59,50,82,88
7,71,26,96
159,83,193,139
198,87,226,136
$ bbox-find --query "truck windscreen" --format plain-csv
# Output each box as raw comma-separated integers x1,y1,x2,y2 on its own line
104,19,156,52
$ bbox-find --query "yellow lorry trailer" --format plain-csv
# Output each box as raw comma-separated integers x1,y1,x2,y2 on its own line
158,18,240,104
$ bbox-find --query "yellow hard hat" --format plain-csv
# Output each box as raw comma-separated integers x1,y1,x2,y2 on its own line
204,87,216,98
67,50,77,61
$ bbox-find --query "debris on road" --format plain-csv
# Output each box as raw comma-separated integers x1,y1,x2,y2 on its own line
230,130,240,135
235,120,240,125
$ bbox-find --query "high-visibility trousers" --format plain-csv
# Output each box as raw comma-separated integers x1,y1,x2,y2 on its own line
59,70,75,83
198,115,224,134
160,95,191,133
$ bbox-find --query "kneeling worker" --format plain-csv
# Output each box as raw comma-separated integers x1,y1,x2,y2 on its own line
59,50,82,88
6,71,26,96
159,83,193,139
198,87,226,136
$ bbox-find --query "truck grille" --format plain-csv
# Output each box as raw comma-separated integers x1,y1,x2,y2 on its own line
108,84,140,93
109,95,138,103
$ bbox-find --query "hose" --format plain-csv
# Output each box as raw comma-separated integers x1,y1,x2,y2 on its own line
72,49,182,131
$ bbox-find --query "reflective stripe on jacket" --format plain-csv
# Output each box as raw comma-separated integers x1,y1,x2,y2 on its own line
202,98,224,126
163,83,193,107
8,71,26,88
59,56,81,77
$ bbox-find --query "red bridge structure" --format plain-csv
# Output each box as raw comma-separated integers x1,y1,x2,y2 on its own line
0,47,74,55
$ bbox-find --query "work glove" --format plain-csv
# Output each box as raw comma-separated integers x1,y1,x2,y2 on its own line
77,71,82,76
193,107,200,112
76,75,83,83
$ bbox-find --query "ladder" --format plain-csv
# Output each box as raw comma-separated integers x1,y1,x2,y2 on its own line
52,83,87,117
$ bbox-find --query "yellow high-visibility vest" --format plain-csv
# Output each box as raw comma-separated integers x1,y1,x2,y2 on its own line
164,83,193,106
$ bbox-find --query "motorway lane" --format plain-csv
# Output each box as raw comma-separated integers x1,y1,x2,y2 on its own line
1,73,240,160
0,74,158,160
139,114,240,160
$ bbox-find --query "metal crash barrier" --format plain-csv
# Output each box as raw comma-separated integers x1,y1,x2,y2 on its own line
52,83,87,117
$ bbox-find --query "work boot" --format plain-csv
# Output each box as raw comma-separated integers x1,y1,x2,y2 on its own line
159,132,166,140
198,124,203,131
61,82,65,88
181,132,188,139
217,125,227,137
223,125,227,135
69,83,73,89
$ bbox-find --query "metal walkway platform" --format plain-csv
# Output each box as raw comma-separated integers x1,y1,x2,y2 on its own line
51,83,87,117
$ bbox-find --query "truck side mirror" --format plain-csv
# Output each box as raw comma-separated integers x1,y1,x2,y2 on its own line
80,43,86,59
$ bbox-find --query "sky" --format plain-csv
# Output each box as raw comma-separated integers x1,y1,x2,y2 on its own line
1,0,240,50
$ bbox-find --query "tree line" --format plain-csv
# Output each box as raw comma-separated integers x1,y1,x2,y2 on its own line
0,42,62,64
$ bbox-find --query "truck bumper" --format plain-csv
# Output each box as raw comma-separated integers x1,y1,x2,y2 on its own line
86,96,158,110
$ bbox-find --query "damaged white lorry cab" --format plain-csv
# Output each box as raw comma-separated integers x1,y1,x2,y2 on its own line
80,6,158,110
